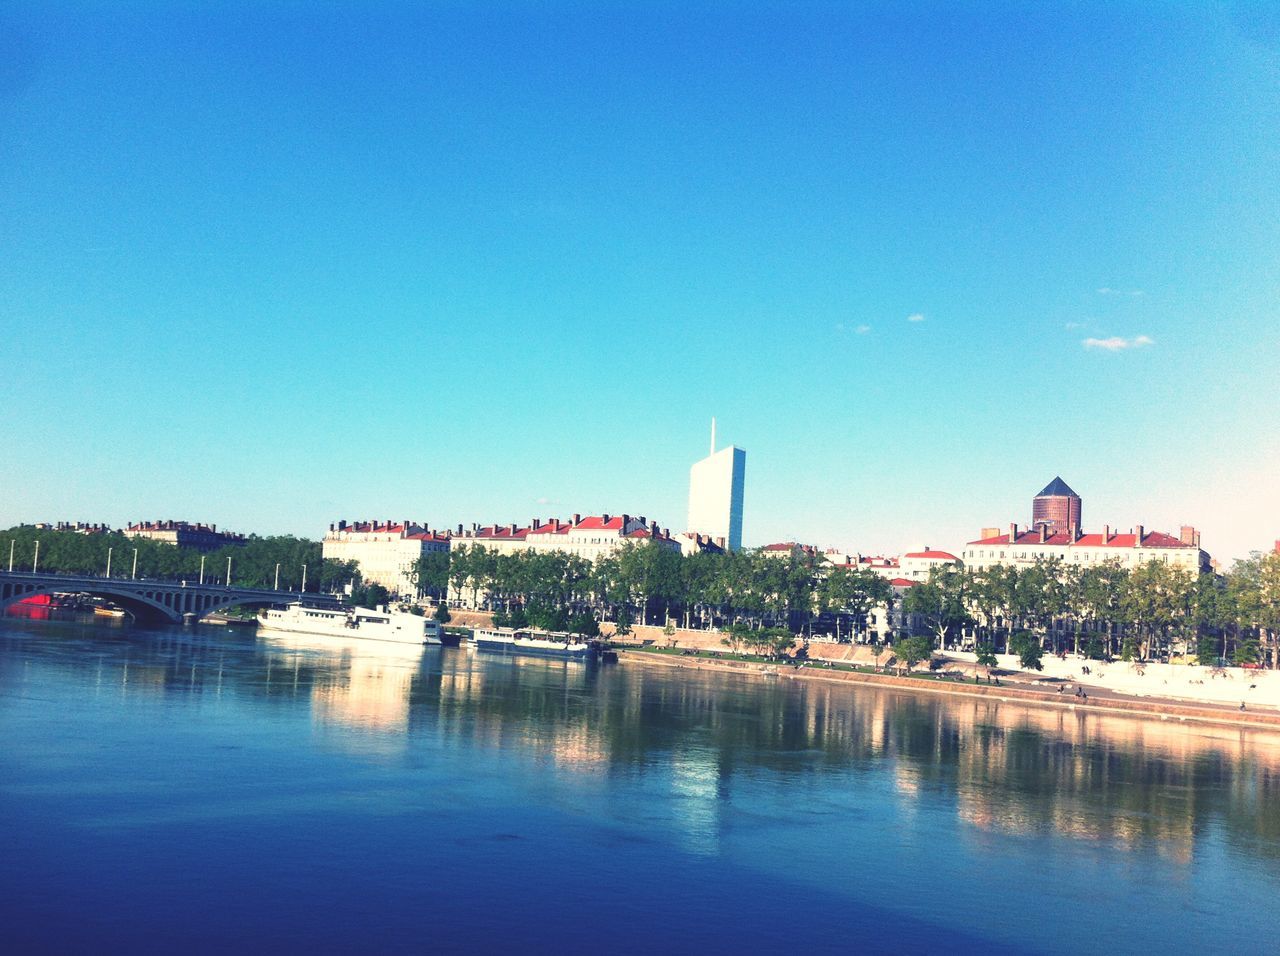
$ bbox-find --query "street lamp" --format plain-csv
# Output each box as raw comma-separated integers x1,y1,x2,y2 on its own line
131,548,138,581
226,556,232,588
106,546,113,578
33,540,39,573
274,563,280,591
301,564,307,594
8,540,14,573
199,555,205,585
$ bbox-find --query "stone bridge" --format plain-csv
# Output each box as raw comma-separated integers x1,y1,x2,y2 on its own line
0,570,344,625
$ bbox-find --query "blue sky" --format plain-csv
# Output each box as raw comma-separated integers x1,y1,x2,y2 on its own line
2,2,1278,562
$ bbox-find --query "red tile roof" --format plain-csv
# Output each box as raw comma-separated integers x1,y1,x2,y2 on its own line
966,530,1192,549
889,578,918,587
470,525,531,540
574,515,626,530
527,521,570,535
904,550,958,560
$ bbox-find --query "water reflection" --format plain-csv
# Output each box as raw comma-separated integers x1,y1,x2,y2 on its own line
5,619,1280,870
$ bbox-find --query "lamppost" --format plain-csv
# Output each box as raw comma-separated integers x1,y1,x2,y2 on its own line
106,546,113,578
8,540,14,573
274,563,280,591
226,556,232,588
199,555,205,585
131,549,138,581
301,564,307,594
33,540,39,573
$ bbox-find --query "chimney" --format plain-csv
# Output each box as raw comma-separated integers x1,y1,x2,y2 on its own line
1134,525,1144,547
1069,523,1079,541
1008,523,1018,544
572,513,581,525
457,524,463,535
1180,525,1198,547
1102,524,1109,543
602,513,611,524
532,518,542,530
1038,525,1047,543
621,513,629,528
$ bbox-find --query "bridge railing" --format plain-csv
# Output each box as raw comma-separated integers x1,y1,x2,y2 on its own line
0,569,344,599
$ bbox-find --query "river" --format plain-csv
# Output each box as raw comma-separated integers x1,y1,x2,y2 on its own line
2,613,1278,953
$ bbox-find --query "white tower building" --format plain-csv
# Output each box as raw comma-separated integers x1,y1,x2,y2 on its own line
686,418,746,552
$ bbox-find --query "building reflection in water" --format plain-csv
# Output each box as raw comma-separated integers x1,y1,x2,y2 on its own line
21,624,1280,867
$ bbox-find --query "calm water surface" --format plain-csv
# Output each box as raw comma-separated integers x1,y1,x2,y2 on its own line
2,615,1279,954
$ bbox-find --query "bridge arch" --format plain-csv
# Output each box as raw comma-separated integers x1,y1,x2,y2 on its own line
0,583,181,625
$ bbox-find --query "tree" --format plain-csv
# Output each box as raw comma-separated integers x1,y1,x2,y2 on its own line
350,582,390,609
1009,631,1044,671
819,565,891,642
433,603,452,624
894,635,933,675
412,551,451,601
975,641,998,682
901,568,972,649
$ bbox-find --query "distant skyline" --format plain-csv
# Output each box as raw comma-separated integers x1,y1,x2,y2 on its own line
2,3,1277,563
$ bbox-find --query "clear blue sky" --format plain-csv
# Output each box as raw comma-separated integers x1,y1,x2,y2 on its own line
2,2,1278,562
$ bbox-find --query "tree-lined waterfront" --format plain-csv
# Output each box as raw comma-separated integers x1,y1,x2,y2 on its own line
436,544,1280,667
10,524,1277,668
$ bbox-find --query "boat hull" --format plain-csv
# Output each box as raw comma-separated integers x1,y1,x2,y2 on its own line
257,605,441,646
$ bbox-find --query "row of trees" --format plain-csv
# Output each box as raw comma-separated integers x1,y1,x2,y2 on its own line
902,554,1280,666
427,543,1280,667
425,544,894,637
1,526,359,594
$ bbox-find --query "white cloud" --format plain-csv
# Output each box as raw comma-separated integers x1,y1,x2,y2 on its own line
1082,335,1155,351
1096,287,1145,297
856,324,871,334
907,313,925,323
1064,321,1084,330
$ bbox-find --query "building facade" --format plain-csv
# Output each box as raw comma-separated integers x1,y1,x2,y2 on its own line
687,420,745,552
126,520,246,551
322,520,451,597
961,523,1209,573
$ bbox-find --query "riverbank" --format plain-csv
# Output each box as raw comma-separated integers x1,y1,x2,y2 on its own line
616,647,1280,733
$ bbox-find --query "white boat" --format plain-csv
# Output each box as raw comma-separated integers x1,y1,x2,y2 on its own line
473,627,592,659
257,603,442,645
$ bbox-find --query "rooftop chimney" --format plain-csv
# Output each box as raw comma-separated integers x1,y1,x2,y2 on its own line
1038,525,1047,543
1134,525,1144,547
532,518,542,530
572,513,581,525
1009,523,1018,544
1180,525,1199,547
1102,524,1109,543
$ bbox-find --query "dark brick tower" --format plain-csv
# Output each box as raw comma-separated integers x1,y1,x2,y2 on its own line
1032,477,1082,535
